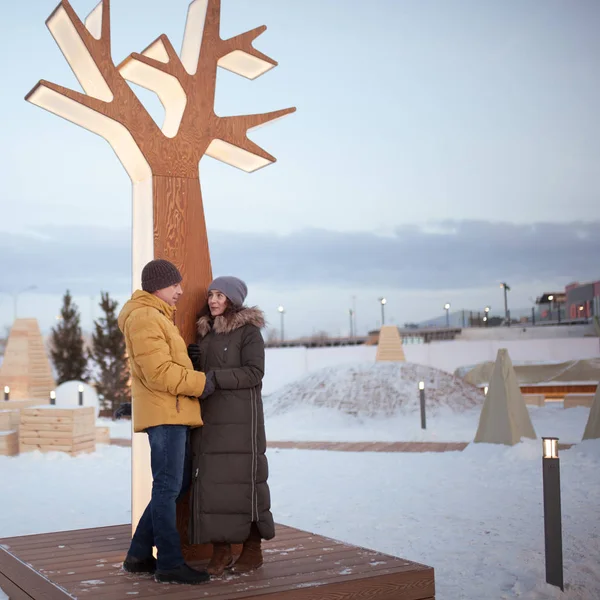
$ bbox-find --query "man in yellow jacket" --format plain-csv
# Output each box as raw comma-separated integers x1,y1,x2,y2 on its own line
118,259,214,585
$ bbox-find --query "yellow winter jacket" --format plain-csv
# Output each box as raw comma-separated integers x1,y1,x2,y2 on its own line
118,290,206,433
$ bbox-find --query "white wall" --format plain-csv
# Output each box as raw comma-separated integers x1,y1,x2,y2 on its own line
263,337,600,394
458,324,595,340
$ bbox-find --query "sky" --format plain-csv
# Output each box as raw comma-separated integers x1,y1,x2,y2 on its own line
1,0,599,338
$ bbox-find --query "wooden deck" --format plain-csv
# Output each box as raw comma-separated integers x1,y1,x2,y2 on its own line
0,524,434,600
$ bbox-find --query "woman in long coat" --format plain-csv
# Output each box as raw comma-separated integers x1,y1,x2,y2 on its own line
187,276,274,576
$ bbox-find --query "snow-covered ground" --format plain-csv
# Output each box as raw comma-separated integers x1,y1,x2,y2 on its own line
2,404,599,599
98,404,591,444
266,403,592,444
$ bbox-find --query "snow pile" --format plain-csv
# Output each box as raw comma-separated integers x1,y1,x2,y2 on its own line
264,361,483,418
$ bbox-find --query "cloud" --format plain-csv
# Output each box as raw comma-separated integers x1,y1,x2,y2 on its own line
1,220,598,294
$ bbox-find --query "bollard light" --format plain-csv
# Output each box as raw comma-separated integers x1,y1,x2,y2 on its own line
78,384,84,406
3,386,9,401
418,381,426,429
484,385,489,396
543,437,558,459
50,390,56,405
542,437,564,591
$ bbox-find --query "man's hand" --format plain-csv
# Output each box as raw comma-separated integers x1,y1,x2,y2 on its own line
199,371,216,399
187,343,201,369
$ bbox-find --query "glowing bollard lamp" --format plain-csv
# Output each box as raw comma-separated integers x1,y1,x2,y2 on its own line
542,437,564,591
78,384,84,406
418,381,426,429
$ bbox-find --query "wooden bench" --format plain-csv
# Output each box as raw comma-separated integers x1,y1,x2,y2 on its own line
523,394,545,407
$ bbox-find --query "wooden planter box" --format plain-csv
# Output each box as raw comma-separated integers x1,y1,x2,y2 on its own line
0,431,18,456
19,406,96,456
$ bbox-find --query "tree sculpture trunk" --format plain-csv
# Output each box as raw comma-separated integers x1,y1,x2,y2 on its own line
153,175,212,341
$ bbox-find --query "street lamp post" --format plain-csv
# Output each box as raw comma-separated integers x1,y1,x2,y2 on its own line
484,306,490,327
548,295,554,322
444,303,450,328
500,283,511,326
379,297,387,326
278,305,285,342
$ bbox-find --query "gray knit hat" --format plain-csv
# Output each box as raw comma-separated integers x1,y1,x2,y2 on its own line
208,276,248,308
141,259,182,293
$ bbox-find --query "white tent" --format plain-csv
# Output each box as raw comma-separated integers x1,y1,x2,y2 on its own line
582,384,600,440
474,348,536,445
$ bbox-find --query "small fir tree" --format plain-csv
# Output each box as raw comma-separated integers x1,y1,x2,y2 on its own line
89,292,130,412
50,290,88,384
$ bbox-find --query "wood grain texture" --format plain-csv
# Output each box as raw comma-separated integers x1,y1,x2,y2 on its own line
0,524,435,600
153,175,212,343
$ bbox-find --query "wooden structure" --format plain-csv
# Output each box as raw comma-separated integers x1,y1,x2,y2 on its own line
0,410,18,456
0,524,435,600
26,0,294,342
26,0,295,538
563,393,595,409
96,425,111,444
0,431,18,457
0,319,55,401
523,394,545,407
520,383,597,400
0,410,15,430
376,325,406,362
19,406,96,456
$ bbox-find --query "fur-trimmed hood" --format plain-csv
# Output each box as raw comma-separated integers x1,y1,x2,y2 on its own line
197,306,265,338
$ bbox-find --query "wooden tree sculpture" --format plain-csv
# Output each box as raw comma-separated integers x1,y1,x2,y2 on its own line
27,0,294,339
27,0,294,540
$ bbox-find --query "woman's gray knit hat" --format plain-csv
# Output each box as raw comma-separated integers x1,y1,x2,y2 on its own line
208,276,248,308
141,259,182,292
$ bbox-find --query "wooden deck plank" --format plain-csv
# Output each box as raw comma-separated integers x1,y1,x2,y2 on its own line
0,524,434,600
0,548,73,599
0,569,37,600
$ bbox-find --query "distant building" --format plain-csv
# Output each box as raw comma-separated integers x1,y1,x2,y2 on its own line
565,280,600,320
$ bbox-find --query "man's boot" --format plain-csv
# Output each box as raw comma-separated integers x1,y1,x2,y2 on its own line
230,524,263,573
154,563,210,585
206,542,233,576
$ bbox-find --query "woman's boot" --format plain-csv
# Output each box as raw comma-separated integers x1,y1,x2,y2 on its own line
206,542,233,576
230,524,263,573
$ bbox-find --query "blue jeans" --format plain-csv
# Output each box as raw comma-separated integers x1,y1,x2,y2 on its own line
128,425,191,571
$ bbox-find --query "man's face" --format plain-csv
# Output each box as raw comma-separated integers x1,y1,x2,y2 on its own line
153,283,183,306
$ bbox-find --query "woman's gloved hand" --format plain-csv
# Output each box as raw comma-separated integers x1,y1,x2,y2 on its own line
200,371,216,399
187,343,201,369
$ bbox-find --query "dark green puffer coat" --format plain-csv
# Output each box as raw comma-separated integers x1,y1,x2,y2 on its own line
189,306,275,544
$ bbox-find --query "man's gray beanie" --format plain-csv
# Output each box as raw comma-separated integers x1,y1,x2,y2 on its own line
208,276,248,308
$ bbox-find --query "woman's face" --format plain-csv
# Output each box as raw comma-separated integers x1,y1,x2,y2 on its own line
208,289,228,317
